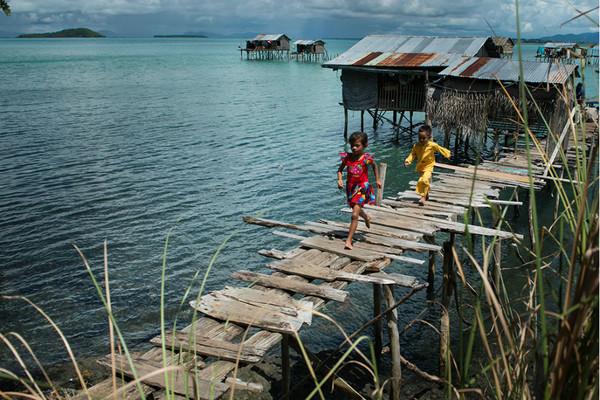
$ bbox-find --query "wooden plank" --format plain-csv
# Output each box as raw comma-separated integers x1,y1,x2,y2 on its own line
232,270,348,302
150,330,279,363
97,354,229,399
190,288,312,334
71,376,155,400
384,198,466,214
340,208,438,235
365,205,524,240
319,219,423,241
543,107,577,177
304,221,441,252
272,230,307,240
368,272,422,288
267,259,396,285
300,235,382,261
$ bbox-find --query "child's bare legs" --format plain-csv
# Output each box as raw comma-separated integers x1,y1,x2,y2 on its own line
416,170,432,206
359,208,371,228
345,204,361,249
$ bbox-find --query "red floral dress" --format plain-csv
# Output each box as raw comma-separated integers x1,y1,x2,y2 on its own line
340,152,376,207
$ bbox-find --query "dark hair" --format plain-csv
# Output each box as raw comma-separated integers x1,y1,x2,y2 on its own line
418,125,432,136
349,131,368,146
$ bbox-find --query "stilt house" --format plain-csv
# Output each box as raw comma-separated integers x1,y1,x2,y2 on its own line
321,35,501,137
492,37,515,59
241,34,291,60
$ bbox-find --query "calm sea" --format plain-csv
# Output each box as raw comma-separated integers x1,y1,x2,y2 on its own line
0,38,594,374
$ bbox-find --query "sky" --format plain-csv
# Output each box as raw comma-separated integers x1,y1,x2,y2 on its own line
1,0,598,38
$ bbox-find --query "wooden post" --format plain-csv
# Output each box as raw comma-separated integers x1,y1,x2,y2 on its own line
393,111,397,126
373,284,383,358
443,130,450,149
425,235,436,298
344,107,348,141
440,233,455,376
373,108,378,130
409,111,414,134
384,286,401,400
494,129,500,161
361,110,365,132
281,334,291,396
454,129,461,161
375,163,387,207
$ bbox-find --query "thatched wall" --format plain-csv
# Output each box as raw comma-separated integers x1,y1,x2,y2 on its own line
426,79,571,138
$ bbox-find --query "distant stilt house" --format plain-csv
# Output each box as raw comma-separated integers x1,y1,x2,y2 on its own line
321,35,501,139
492,37,514,59
291,40,327,62
241,34,291,60
535,42,586,64
427,57,579,155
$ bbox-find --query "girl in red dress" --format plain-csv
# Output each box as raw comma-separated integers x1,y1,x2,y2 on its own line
337,132,382,250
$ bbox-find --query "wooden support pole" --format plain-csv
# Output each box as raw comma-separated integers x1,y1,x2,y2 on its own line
454,129,461,161
443,130,450,149
393,111,397,126
344,107,348,141
409,111,414,134
375,162,387,207
373,108,379,130
440,233,455,376
282,334,291,396
373,284,383,358
361,110,365,132
384,286,401,400
425,235,436,298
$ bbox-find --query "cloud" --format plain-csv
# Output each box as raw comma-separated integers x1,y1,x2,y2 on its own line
4,0,599,37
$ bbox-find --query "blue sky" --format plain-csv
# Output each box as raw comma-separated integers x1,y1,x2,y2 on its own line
1,0,598,37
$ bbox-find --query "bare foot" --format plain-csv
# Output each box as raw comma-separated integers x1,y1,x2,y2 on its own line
418,197,426,206
344,240,353,250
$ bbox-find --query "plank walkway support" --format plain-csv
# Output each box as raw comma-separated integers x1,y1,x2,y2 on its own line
361,110,365,132
384,286,401,400
281,334,291,397
440,233,455,377
424,235,436,299
373,161,387,359
344,107,348,140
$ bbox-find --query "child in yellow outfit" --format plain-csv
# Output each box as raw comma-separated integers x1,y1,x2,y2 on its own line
404,125,451,205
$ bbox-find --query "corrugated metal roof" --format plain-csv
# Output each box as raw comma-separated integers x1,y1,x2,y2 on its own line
343,51,469,69
439,57,578,84
323,35,492,68
544,42,577,48
294,40,325,45
253,34,288,41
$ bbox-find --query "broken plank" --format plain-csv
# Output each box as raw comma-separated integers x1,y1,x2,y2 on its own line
319,219,423,241
190,292,310,334
367,272,423,288
97,354,229,399
232,270,348,302
150,330,279,363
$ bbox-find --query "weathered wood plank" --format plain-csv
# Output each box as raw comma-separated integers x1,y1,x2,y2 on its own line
190,288,312,334
303,221,441,252
368,272,423,288
365,205,524,240
340,208,438,235
300,235,382,261
232,270,348,302
149,330,279,363
319,219,424,241
267,259,396,285
97,354,229,399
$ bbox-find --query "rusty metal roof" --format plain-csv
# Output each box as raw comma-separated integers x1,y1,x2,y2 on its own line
439,57,578,84
252,34,289,41
323,35,494,69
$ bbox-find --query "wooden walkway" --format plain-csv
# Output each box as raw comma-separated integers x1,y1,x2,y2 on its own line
80,118,597,399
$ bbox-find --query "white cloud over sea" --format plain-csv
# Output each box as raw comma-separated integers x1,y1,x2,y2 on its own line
2,0,598,37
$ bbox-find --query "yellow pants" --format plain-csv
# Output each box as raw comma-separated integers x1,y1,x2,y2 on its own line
416,169,432,198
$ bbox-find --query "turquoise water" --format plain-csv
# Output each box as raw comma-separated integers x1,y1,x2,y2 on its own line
0,38,595,374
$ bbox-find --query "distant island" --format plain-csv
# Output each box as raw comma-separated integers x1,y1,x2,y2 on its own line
521,31,599,45
18,28,104,38
154,34,207,38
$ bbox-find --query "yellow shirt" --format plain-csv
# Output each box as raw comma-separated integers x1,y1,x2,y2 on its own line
405,141,451,172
